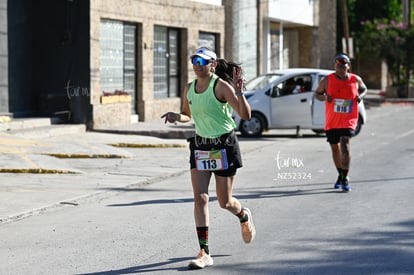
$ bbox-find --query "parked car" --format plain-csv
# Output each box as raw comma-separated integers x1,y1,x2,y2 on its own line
233,68,367,137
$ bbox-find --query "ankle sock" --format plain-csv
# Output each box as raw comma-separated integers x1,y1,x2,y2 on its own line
196,226,209,254
337,167,343,178
342,169,349,179
237,209,248,223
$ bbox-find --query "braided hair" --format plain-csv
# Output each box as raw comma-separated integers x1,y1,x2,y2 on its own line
215,58,246,91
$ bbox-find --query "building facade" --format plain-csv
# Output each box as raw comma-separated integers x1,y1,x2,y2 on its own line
0,0,336,128
224,0,336,80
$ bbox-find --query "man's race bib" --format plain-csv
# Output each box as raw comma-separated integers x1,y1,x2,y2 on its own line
195,149,228,171
334,99,353,113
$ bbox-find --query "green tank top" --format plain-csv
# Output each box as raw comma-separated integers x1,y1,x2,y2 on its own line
187,74,236,138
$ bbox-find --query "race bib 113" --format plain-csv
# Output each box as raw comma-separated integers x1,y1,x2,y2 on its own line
195,149,228,171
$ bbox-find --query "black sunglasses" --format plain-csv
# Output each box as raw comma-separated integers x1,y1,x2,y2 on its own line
335,59,349,65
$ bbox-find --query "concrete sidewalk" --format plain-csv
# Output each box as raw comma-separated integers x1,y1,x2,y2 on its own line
93,120,195,139
1,121,193,172
0,124,192,224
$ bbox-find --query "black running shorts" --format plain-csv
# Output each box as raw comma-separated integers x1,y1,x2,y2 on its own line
326,128,355,144
188,130,242,177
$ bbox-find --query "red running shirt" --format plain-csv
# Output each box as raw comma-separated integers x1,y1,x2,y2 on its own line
325,73,359,131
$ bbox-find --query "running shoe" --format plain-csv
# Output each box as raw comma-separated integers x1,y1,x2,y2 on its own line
334,176,342,189
188,249,213,269
241,208,256,243
342,177,351,192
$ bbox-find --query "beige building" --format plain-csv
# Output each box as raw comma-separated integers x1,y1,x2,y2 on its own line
90,0,226,127
0,0,337,128
224,0,336,78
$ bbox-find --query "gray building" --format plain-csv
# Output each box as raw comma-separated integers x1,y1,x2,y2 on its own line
0,0,336,128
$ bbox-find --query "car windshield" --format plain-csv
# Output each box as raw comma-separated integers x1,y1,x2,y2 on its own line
245,74,282,91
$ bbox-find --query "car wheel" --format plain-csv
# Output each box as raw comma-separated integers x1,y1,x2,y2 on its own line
354,116,363,136
239,113,265,137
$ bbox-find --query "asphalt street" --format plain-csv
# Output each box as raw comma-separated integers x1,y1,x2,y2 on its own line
0,102,413,274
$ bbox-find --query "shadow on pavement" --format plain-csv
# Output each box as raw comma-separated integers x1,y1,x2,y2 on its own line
75,218,414,274
105,187,336,207
105,176,414,207
77,254,231,274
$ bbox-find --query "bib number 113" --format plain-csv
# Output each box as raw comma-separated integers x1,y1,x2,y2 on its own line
195,149,228,171
200,159,218,170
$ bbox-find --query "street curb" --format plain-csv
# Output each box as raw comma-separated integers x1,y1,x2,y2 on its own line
43,153,131,159
365,96,414,103
0,168,80,174
91,129,194,139
110,143,187,148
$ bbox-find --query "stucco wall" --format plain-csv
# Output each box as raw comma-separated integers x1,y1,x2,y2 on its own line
92,102,131,128
90,0,225,126
316,0,337,69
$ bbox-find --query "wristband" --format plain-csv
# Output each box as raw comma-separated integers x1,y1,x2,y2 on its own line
236,92,244,97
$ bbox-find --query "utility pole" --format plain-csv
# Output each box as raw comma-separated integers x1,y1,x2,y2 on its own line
341,0,350,55
402,0,411,26
402,0,411,97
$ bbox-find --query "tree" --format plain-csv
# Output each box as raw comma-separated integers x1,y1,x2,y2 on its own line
337,0,402,52
340,0,414,97
358,19,413,89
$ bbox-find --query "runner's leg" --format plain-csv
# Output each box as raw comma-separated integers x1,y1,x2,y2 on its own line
340,136,351,177
330,143,342,170
214,175,242,215
215,174,256,243
191,169,212,227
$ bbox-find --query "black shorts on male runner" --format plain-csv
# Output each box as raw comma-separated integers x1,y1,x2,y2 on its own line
188,130,242,177
325,128,355,144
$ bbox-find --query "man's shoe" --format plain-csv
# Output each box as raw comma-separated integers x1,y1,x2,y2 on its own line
334,176,342,189
188,250,213,269
241,208,256,243
342,177,351,192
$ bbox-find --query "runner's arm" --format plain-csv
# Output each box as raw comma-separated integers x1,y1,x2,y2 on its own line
356,76,368,103
161,83,192,123
314,77,328,101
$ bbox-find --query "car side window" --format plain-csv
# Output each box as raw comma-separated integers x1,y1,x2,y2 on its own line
281,78,296,96
279,75,313,97
317,74,326,84
270,83,283,97
298,75,312,92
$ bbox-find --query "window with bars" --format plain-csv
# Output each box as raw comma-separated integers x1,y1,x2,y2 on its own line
153,26,180,99
199,32,218,53
100,19,137,113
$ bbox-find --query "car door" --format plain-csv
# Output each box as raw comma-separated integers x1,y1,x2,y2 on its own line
311,73,329,128
270,74,314,127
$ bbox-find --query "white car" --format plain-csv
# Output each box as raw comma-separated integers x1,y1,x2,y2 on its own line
233,68,367,137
